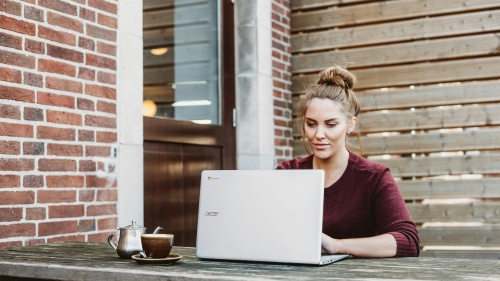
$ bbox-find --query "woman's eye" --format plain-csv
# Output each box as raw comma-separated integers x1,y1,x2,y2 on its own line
306,123,316,127
326,123,337,128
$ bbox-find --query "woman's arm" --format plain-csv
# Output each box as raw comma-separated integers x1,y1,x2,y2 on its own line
321,233,397,258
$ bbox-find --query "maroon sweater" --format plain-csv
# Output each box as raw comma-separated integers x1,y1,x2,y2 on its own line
277,152,420,257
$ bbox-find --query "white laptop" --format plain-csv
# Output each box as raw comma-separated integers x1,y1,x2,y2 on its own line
196,170,349,265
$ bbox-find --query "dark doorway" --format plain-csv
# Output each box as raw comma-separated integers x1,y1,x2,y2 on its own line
143,0,235,246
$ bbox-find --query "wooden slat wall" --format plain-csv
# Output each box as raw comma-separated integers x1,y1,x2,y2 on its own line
291,0,500,259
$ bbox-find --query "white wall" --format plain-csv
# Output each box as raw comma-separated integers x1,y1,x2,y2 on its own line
116,2,144,227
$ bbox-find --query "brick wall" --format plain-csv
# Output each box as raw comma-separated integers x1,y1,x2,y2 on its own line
271,0,293,165
0,0,118,249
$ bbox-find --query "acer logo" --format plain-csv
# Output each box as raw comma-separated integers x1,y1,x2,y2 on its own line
205,212,219,216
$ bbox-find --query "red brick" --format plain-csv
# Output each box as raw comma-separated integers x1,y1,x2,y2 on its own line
97,71,116,84
48,235,85,243
98,217,117,231
24,107,44,121
97,13,117,28
85,146,111,157
37,92,75,109
79,160,96,171
85,115,116,128
0,158,34,171
39,220,78,236
0,49,35,68
47,11,84,33
0,207,22,222
88,231,113,243
23,175,44,188
24,239,45,247
79,189,95,202
96,41,116,56
78,36,95,51
0,66,22,83
85,84,116,99
0,84,34,102
86,175,116,188
0,141,20,155
0,122,33,137
96,101,116,114
96,189,117,201
77,98,95,111
38,58,76,76
24,72,43,87
47,44,83,63
0,104,20,119
0,175,20,188
78,219,96,232
78,67,95,80
0,31,22,49
38,190,76,203
49,204,84,218
39,26,76,45
87,203,116,216
86,53,116,70
25,38,45,54
79,7,95,22
24,5,44,22
0,191,34,205
46,175,84,188
0,223,35,239
96,131,117,143
26,207,46,220
37,126,76,141
78,129,94,141
0,14,35,35
0,240,22,250
23,142,45,155
46,76,82,93
88,0,117,14
0,0,22,15
39,0,77,16
47,110,82,126
39,159,76,172
47,143,83,156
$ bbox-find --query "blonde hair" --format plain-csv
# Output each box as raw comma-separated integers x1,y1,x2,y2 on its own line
299,65,362,153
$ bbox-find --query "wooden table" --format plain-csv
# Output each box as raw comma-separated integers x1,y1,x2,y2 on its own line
0,242,499,280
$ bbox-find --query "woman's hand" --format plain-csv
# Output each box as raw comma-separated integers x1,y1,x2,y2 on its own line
321,233,397,258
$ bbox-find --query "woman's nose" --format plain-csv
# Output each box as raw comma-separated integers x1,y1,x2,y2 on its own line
315,126,325,138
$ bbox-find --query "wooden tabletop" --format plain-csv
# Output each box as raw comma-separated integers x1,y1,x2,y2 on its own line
0,242,499,280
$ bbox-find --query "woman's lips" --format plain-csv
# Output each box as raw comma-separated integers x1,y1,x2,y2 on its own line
312,143,330,150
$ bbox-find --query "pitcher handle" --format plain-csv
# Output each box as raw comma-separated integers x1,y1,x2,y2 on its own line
107,234,117,250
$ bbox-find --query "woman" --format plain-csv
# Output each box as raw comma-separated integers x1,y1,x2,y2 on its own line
277,65,419,257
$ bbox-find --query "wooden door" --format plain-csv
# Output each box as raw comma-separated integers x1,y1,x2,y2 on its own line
143,0,235,246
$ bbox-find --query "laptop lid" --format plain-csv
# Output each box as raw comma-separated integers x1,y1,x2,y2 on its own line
196,169,347,265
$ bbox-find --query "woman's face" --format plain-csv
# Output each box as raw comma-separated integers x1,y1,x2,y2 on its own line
304,98,356,160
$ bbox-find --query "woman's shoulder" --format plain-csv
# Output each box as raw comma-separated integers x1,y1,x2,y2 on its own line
276,154,313,169
348,151,389,174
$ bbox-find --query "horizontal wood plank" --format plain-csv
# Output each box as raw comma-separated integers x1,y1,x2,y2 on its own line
420,249,500,259
398,178,500,200
374,154,500,178
292,0,500,32
408,203,500,223
292,57,500,91
356,81,500,111
418,226,500,246
292,10,500,52
358,104,500,133
290,0,368,11
292,33,500,74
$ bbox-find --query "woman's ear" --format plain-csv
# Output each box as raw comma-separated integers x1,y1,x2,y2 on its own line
348,116,357,134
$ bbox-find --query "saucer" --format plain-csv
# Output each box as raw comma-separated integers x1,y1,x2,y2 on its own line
131,254,182,265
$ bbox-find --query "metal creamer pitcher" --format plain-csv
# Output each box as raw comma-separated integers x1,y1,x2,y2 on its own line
107,221,146,259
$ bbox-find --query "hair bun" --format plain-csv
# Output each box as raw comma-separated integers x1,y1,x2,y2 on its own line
317,65,356,89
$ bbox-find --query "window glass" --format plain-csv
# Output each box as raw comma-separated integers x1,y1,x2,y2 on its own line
143,0,220,125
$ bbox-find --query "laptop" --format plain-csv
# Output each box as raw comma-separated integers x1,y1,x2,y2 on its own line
195,170,349,265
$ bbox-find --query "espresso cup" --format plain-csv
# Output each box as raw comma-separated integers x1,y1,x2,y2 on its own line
140,234,174,259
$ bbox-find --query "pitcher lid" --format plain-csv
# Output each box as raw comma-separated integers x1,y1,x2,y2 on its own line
120,220,146,230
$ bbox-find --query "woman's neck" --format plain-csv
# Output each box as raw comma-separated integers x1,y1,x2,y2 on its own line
313,149,350,187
